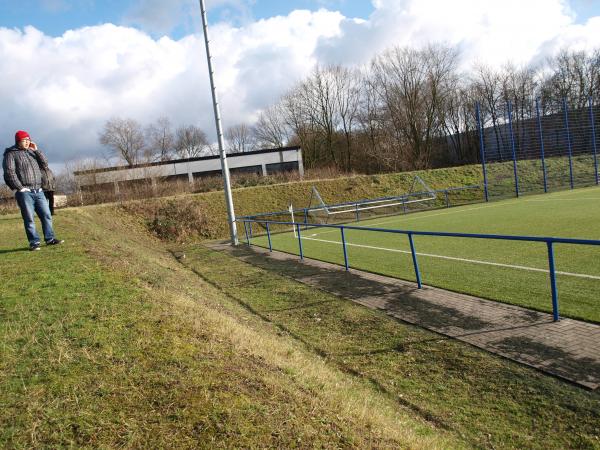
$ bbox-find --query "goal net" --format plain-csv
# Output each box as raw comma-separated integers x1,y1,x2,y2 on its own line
304,175,437,225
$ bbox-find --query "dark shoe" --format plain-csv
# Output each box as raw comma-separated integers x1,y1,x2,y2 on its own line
30,243,41,251
46,238,64,246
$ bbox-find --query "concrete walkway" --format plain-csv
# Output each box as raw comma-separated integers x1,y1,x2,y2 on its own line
208,242,600,390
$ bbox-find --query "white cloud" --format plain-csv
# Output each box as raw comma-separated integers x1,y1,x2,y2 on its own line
1,0,599,169
316,0,596,68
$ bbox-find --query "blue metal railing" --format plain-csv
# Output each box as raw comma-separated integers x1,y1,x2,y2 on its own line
239,218,600,322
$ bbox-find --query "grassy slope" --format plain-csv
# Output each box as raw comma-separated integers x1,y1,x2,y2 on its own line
121,164,485,241
0,208,460,449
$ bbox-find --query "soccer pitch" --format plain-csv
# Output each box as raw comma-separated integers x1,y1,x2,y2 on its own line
248,186,600,323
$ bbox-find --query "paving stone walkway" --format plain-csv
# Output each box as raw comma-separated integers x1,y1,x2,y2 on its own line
208,242,600,390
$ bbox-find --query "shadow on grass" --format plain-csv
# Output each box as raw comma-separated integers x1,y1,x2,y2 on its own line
492,336,600,389
382,292,492,331
0,247,28,254
228,244,494,332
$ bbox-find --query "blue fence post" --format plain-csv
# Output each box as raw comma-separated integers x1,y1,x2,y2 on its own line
243,221,250,246
296,224,304,260
266,222,273,252
563,98,575,189
546,241,560,322
535,99,548,193
355,203,360,222
507,101,520,197
476,102,489,202
340,227,349,271
589,96,599,185
408,233,422,289
444,190,450,208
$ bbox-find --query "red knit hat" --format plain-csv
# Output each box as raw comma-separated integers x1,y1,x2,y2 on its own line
15,130,30,144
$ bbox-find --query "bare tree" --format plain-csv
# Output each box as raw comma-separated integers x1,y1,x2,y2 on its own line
355,67,388,172
225,123,257,153
500,64,538,119
331,65,362,170
304,65,338,165
174,125,211,158
371,44,459,170
146,117,175,161
99,117,146,167
541,49,600,110
438,75,480,164
470,65,508,159
276,65,363,170
253,104,290,148
281,85,321,167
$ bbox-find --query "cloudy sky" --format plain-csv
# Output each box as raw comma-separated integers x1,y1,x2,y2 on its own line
1,0,599,171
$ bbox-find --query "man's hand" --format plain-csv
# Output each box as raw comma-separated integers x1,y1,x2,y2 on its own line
19,188,31,193
29,141,37,150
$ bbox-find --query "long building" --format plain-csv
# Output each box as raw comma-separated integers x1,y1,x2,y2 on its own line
74,146,303,192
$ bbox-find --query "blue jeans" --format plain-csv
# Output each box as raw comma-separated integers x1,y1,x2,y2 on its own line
15,190,55,245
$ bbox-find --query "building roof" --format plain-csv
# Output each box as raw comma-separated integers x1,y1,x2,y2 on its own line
74,146,301,175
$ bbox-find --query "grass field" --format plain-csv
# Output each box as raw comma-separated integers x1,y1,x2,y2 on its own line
248,185,600,323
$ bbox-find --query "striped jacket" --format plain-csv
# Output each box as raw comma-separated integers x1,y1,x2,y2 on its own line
2,146,49,191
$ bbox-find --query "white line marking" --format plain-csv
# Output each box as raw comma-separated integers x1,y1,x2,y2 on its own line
301,236,600,281
524,197,600,202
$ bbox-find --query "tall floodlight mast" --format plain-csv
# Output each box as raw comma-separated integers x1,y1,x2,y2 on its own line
199,0,238,245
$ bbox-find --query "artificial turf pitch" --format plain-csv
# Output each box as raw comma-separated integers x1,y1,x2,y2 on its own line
248,186,600,323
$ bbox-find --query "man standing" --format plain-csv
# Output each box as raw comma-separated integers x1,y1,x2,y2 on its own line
3,130,63,251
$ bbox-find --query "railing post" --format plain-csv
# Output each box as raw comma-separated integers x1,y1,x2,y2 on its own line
296,224,304,260
340,227,349,271
266,222,272,252
589,96,599,185
563,98,575,189
243,221,250,246
355,203,360,222
546,241,560,322
536,99,548,193
507,101,520,197
408,233,422,289
444,190,450,208
476,102,489,202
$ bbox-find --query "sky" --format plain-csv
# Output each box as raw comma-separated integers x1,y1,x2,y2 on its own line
1,0,599,172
